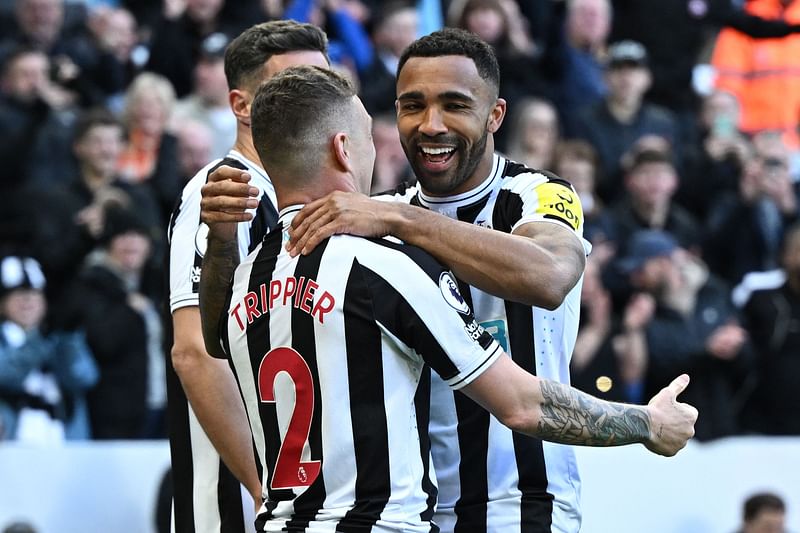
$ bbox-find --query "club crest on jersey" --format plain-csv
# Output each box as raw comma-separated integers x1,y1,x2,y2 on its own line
439,272,469,314
195,223,209,257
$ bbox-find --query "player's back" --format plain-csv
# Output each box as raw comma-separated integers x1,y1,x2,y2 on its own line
222,207,503,532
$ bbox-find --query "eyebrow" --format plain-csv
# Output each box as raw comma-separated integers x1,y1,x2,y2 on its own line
397,90,476,103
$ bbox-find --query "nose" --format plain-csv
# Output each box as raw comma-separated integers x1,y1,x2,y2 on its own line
419,107,447,136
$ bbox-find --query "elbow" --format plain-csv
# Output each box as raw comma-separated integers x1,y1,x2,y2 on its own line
171,343,205,379
519,273,574,310
498,407,540,437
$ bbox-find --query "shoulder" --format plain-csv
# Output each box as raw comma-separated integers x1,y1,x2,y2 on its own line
335,234,445,284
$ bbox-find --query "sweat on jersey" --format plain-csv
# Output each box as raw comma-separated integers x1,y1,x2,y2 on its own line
218,206,504,533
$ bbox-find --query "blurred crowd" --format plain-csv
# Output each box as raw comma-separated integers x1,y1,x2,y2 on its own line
1,0,800,444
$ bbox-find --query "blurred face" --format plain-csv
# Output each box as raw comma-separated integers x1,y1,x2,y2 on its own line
464,8,506,45
626,162,677,208
633,254,675,293
17,0,63,45
2,289,46,330
2,52,48,100
106,9,137,59
558,158,594,196
744,510,786,533
195,58,228,105
606,65,650,106
701,91,739,131
108,232,151,273
130,91,168,136
396,55,504,196
178,126,213,177
75,124,124,177
567,0,610,48
376,8,418,57
186,0,223,23
520,102,558,156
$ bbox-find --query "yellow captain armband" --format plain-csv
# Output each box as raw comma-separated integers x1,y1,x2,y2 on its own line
534,181,583,231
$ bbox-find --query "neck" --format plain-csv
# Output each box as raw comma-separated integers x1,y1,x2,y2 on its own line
632,198,669,227
232,125,261,166
82,166,113,190
607,98,640,123
275,174,358,211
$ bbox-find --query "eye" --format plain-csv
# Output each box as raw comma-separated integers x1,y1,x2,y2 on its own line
400,102,422,111
445,103,468,111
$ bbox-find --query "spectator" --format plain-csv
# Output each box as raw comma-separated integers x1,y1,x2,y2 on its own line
358,0,417,114
554,0,612,133
678,90,751,221
740,222,800,435
0,46,77,190
117,72,181,223
171,33,236,160
552,139,616,265
505,96,560,170
705,131,800,286
370,111,413,193
59,207,160,439
618,230,754,440
0,255,98,444
736,492,787,533
712,0,800,148
29,108,161,301
608,147,700,255
145,0,243,98
1,0,128,106
174,119,214,186
572,40,678,202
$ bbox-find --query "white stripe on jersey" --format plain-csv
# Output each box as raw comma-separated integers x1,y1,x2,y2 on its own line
385,153,588,533
168,150,276,313
225,207,502,532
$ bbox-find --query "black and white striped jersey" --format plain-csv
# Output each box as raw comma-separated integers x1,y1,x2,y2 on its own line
378,153,590,533
220,206,504,533
165,149,277,533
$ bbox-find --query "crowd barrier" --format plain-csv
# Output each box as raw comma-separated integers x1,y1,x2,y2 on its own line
0,437,797,533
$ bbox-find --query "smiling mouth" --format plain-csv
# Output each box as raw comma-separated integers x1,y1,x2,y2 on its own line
419,146,456,168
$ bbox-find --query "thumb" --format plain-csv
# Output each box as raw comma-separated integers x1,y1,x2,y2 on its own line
666,374,691,398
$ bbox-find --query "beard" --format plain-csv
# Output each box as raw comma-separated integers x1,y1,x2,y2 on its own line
406,128,490,196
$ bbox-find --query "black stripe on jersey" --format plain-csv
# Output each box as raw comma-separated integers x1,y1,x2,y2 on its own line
492,189,524,234
451,278,490,532
415,366,438,526
284,240,329,529
455,194,491,225
249,196,278,253
336,260,392,531
360,264,460,380
247,231,294,509
506,300,553,532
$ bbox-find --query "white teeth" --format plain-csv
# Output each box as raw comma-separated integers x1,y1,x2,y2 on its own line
420,146,455,155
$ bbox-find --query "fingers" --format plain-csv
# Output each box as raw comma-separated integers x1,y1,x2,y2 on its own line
208,166,251,184
666,374,690,398
288,211,338,257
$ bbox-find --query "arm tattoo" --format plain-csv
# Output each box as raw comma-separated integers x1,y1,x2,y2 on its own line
537,379,651,446
199,235,240,358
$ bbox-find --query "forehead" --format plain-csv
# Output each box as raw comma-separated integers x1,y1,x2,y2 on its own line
263,50,328,79
397,55,490,99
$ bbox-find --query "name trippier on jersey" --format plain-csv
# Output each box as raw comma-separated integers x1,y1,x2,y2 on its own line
229,275,336,330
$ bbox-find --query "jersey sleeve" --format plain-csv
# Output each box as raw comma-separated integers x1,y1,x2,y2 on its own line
168,174,205,312
357,242,503,390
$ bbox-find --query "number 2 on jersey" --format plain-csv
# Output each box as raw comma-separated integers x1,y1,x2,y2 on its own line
258,346,321,489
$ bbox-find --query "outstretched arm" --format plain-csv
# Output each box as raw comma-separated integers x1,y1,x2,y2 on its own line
463,354,697,457
287,192,585,309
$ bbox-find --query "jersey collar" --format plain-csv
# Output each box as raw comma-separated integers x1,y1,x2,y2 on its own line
417,153,504,213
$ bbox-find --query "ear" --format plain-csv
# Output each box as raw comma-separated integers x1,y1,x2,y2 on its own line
229,89,251,126
332,132,352,173
487,98,507,134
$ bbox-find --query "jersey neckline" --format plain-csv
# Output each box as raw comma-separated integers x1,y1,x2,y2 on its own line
416,153,505,212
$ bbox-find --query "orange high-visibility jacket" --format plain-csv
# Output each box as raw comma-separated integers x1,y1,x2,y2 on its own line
712,0,800,145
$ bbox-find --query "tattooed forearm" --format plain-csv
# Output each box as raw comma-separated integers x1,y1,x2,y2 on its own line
536,379,651,446
199,235,240,358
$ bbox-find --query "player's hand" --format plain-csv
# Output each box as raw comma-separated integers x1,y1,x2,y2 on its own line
287,191,393,256
643,374,698,457
200,165,259,240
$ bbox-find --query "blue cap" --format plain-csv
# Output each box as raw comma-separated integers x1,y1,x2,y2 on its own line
617,230,677,273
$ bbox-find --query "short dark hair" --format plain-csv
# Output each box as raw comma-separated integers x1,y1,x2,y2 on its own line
744,492,785,522
224,20,329,91
73,108,123,142
397,28,500,97
626,148,674,173
251,65,357,178
554,140,599,168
